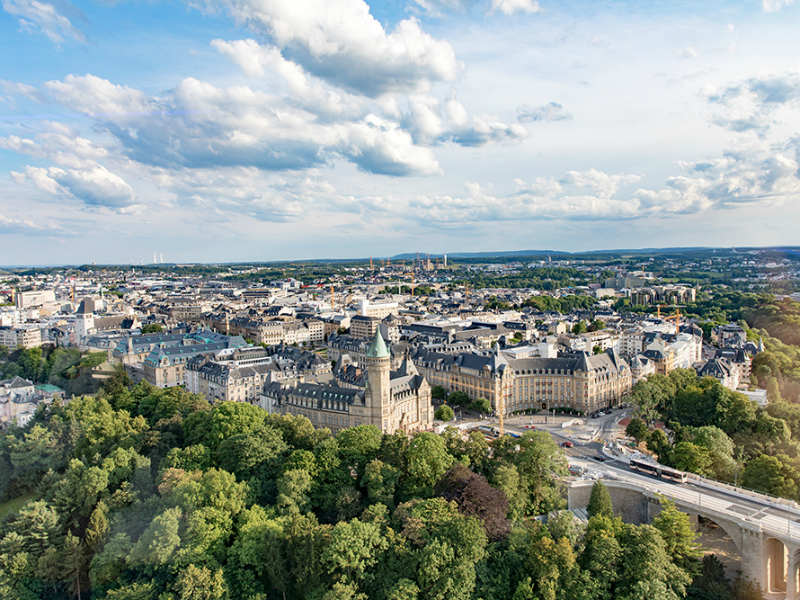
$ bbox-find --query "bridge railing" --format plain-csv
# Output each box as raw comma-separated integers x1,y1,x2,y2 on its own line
602,442,800,517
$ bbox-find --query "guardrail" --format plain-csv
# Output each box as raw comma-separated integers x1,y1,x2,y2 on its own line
599,443,800,518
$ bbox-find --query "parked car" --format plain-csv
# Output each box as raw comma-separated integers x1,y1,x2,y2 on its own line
561,441,573,448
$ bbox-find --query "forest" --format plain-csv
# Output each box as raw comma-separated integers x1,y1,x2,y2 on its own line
0,374,760,600
0,346,107,397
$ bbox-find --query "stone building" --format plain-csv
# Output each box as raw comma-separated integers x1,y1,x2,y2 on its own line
413,346,632,416
260,330,433,434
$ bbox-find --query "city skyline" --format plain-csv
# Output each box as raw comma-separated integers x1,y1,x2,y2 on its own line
2,0,800,264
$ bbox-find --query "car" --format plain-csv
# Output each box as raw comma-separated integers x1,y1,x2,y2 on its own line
591,455,608,462
561,441,573,448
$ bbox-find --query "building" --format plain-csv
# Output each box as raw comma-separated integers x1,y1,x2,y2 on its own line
696,358,740,390
131,330,247,388
715,324,748,348
1,377,64,427
413,346,632,416
350,315,381,339
0,325,43,349
358,298,399,319
261,330,432,434
327,333,371,367
15,289,56,309
185,344,331,403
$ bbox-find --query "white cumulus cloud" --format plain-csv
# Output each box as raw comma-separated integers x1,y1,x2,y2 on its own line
200,0,458,96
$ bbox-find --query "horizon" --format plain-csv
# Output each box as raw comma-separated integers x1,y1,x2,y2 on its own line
3,243,800,269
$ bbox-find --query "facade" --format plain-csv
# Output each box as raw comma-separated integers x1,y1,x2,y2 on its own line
136,330,247,388
185,344,331,403
207,315,321,347
413,346,632,416
715,324,748,348
261,330,433,434
697,358,740,390
15,289,56,309
186,359,270,403
358,298,399,319
350,315,381,339
327,333,370,367
0,325,43,349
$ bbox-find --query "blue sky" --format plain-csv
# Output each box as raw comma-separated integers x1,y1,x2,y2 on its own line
1,0,799,264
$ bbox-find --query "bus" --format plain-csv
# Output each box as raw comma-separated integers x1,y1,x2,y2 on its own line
629,458,688,484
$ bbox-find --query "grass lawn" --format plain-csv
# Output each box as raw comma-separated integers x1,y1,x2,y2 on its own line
0,493,34,520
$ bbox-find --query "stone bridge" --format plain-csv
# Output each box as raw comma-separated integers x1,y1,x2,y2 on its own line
569,478,800,599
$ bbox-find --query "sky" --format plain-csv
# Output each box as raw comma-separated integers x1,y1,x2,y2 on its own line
1,0,799,264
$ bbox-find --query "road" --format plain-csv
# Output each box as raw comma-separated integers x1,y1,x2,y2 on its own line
493,411,800,541
572,455,800,541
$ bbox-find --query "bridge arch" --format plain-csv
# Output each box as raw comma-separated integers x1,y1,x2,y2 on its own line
691,513,745,555
765,537,789,594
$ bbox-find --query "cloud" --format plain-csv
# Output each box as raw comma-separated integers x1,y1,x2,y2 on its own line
516,101,572,123
0,124,108,168
12,164,136,208
762,0,795,12
403,96,526,146
352,150,800,227
201,0,458,97
1,0,84,43
411,0,538,15
708,73,800,135
490,0,539,15
0,79,40,102
0,213,62,235
42,74,440,176
45,74,149,119
211,38,367,121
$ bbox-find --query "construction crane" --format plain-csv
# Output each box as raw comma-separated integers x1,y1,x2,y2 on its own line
497,396,505,437
330,284,335,310
664,306,683,335
369,257,373,270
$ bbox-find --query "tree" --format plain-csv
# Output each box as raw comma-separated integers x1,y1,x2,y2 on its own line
362,459,399,507
435,464,510,541
671,442,712,476
687,554,732,600
492,463,526,520
435,405,454,422
215,428,287,478
572,321,587,334
587,481,613,518
447,391,470,407
431,386,447,401
626,417,649,443
322,519,388,586
742,454,792,497
175,564,228,600
470,398,492,414
277,468,313,513
403,433,454,498
129,506,183,568
617,524,691,599
141,323,163,334
651,498,701,569
690,426,736,481
588,319,606,332
495,430,567,514
647,429,672,461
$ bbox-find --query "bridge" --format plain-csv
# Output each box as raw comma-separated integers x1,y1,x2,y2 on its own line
567,457,800,599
